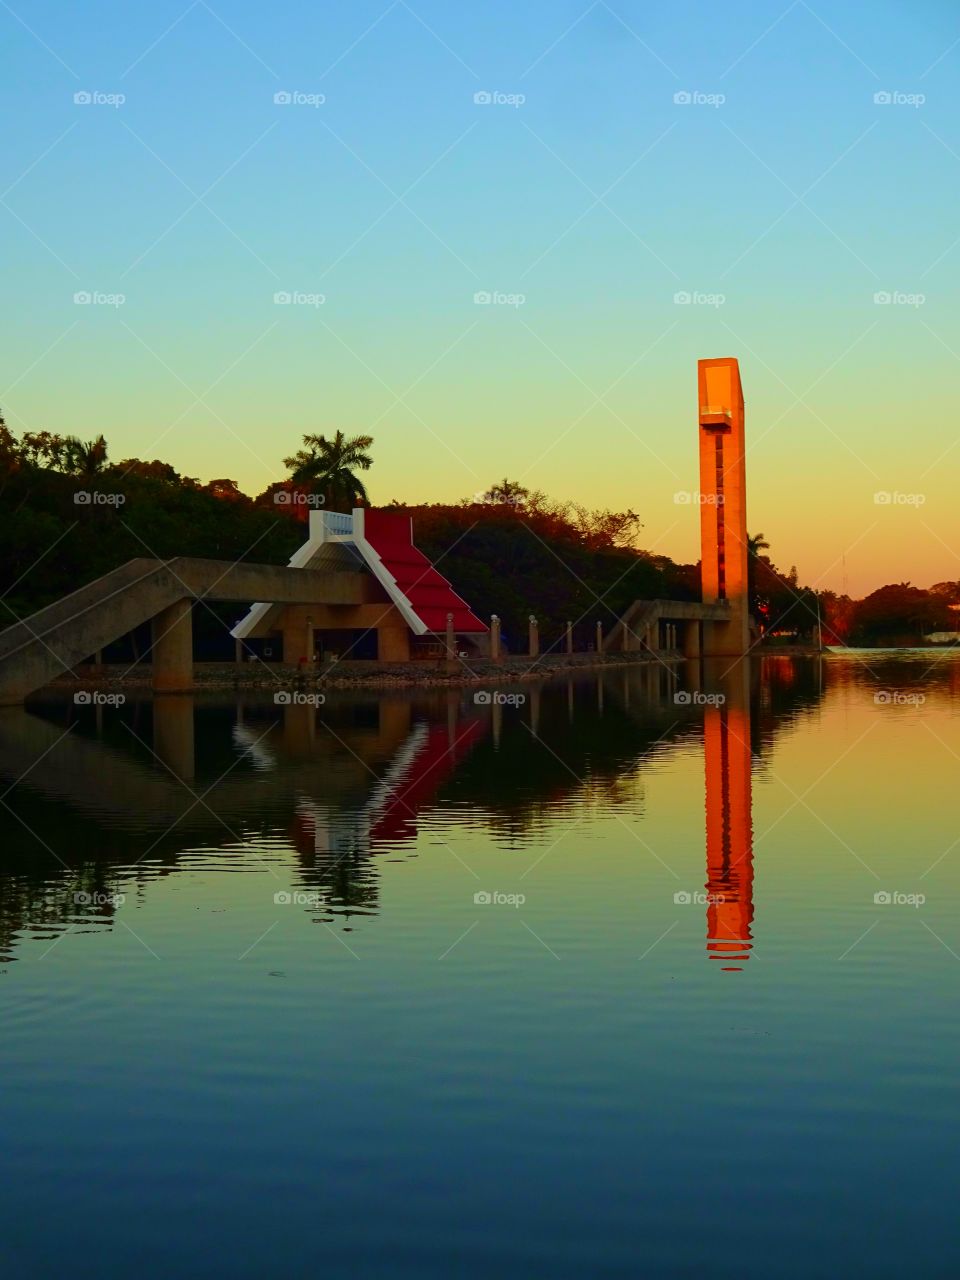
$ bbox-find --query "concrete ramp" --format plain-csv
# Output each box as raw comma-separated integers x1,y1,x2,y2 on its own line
0,556,369,704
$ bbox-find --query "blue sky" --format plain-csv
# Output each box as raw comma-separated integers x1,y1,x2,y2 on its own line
2,0,959,592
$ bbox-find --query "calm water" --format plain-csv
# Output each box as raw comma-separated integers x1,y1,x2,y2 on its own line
1,652,959,1278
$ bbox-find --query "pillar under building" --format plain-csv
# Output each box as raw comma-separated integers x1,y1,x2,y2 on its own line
698,358,750,656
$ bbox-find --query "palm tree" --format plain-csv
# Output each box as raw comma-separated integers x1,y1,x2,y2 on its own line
747,531,770,558
283,431,373,512
61,434,109,481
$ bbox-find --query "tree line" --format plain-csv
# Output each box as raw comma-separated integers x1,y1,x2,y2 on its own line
0,417,955,649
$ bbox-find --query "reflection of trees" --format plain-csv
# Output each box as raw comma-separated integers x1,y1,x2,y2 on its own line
0,663,832,965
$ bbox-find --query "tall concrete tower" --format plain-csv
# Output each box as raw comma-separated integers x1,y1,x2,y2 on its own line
698,357,750,656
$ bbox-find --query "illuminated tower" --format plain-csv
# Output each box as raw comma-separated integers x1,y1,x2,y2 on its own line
698,357,750,655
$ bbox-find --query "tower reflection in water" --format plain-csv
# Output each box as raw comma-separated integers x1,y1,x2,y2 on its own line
700,658,754,970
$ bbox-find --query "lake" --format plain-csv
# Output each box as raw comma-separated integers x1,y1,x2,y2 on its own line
1,651,958,1278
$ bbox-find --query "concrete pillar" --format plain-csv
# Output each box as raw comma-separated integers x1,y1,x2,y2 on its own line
490,614,502,662
151,598,193,693
683,620,701,658
596,620,603,653
565,621,573,654
379,626,410,662
234,638,243,666
282,619,311,665
528,616,539,658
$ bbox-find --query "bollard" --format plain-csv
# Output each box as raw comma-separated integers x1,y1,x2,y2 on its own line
490,614,502,662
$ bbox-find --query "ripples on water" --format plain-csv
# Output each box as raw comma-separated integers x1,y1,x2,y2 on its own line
1,652,959,1277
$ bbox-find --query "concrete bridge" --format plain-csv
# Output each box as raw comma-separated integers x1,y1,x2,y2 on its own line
0,556,377,705
602,598,737,658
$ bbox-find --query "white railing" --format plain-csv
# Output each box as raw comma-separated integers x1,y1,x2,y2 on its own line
323,511,354,538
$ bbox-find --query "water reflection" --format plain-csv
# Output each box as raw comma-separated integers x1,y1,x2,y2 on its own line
701,659,754,970
0,652,908,968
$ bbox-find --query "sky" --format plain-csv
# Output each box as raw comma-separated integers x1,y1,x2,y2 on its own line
2,0,959,596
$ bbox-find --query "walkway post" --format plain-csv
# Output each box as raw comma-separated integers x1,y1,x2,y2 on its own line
490,614,501,662
528,615,539,659
596,619,603,653
565,621,573,654
445,611,456,671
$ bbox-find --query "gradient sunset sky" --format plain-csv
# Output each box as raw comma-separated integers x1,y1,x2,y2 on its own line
3,0,959,595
